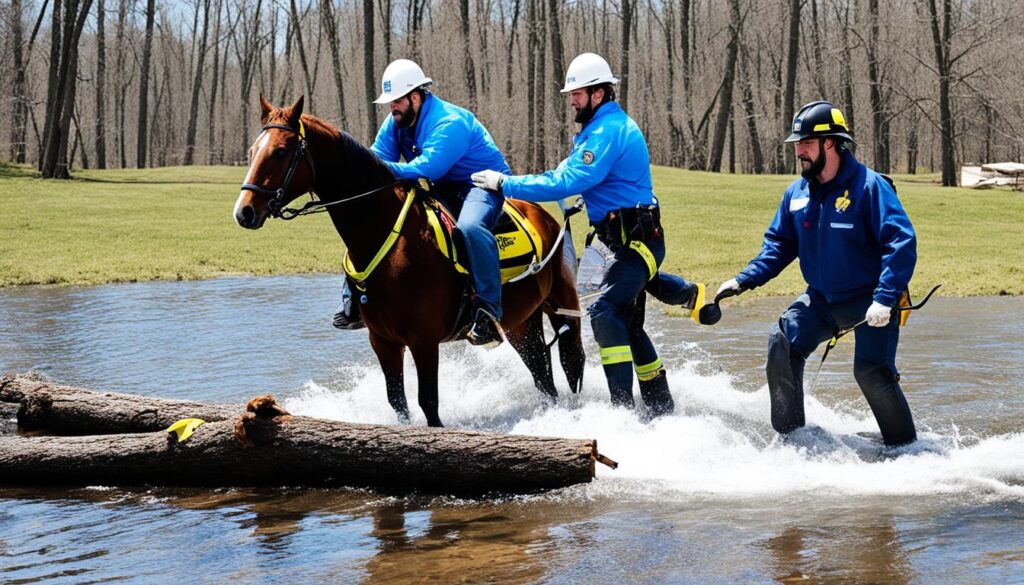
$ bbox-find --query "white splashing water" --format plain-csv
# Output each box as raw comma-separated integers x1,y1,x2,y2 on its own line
283,342,1024,501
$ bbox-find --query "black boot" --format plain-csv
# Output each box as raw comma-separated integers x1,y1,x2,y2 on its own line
467,308,503,349
332,290,365,330
639,370,674,417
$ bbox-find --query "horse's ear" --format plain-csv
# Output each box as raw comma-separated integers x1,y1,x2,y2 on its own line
259,94,273,123
286,95,305,126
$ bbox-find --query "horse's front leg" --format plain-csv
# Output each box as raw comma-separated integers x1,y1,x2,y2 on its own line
409,342,443,427
369,332,409,423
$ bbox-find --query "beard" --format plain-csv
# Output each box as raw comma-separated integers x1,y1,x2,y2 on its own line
392,98,417,128
799,148,826,179
574,100,597,124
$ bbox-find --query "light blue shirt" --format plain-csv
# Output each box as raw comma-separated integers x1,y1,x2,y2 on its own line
371,94,510,187
501,101,656,223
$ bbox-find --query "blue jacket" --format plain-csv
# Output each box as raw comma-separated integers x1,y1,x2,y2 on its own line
371,94,510,188
502,101,656,223
736,151,916,307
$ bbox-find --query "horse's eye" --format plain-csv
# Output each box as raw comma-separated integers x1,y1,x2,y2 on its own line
274,147,287,158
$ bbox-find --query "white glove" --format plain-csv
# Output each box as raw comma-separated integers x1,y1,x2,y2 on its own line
717,278,743,297
865,301,892,327
471,170,507,192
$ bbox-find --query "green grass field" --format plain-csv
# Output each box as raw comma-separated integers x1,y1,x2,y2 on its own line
1,161,1021,296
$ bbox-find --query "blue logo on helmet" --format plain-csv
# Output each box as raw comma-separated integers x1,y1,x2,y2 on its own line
383,80,392,93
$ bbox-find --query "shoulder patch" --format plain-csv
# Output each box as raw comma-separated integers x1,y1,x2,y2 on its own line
582,151,595,165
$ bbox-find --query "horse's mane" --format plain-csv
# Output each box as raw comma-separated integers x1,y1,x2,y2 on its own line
300,114,393,184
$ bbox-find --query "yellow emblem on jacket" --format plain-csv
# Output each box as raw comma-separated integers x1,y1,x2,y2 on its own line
835,190,851,213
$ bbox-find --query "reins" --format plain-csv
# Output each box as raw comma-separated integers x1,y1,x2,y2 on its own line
240,120,404,220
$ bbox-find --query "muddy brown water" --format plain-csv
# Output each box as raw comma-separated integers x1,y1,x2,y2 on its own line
2,276,1022,584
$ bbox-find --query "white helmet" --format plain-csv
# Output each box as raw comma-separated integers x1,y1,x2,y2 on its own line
560,53,619,93
373,59,433,104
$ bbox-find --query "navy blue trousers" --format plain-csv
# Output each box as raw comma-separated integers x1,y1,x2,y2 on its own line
767,288,916,445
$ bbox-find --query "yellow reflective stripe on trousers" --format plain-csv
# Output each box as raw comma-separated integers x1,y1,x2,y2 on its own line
634,357,663,381
600,345,633,365
628,240,658,281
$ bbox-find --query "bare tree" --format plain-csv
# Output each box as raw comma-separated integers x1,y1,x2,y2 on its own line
782,0,800,172
362,0,375,140
709,0,742,172
41,0,95,178
320,0,348,130
136,0,155,168
94,0,107,168
184,0,211,165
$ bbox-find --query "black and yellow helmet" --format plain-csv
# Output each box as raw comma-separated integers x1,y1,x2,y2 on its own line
784,101,854,143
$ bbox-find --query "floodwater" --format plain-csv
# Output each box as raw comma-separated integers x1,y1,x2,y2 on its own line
1,275,1022,584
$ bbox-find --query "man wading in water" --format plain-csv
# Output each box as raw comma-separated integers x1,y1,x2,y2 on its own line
716,101,919,446
472,53,704,416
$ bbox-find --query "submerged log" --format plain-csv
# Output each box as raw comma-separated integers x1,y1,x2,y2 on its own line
0,396,598,494
1,374,241,434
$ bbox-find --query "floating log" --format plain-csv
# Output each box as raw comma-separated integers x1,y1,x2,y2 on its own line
1,374,241,435
0,395,599,494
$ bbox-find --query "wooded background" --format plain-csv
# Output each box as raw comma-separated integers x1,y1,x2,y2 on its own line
2,0,1022,185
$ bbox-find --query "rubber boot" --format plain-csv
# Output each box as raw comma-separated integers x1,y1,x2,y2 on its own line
638,370,674,417
332,282,365,330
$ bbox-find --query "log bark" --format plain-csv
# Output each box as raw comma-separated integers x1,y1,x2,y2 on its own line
0,376,603,494
1,374,240,435
0,393,598,494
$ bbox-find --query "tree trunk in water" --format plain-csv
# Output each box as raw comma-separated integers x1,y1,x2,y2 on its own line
136,0,156,168
184,0,211,166
94,0,107,168
783,0,801,173
1,378,601,495
708,0,740,172
363,0,376,142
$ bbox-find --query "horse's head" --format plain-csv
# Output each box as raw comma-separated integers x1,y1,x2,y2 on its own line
234,95,316,229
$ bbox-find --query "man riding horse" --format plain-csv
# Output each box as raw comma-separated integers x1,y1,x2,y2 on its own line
333,59,508,349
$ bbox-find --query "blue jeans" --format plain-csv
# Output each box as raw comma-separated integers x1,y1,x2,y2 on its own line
457,187,505,319
767,288,915,445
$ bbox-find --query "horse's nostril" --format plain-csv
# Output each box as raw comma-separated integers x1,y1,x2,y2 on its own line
240,205,256,226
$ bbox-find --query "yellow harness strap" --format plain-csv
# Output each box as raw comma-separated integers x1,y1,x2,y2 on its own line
628,240,658,281
344,187,418,290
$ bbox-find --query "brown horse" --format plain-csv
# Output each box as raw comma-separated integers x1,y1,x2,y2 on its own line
234,96,585,427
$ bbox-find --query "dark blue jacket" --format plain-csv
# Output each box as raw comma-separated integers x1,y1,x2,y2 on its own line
502,101,656,224
371,94,511,186
736,151,916,307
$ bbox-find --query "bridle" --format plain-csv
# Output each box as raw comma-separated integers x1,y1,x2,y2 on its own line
240,121,318,218
240,120,404,220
